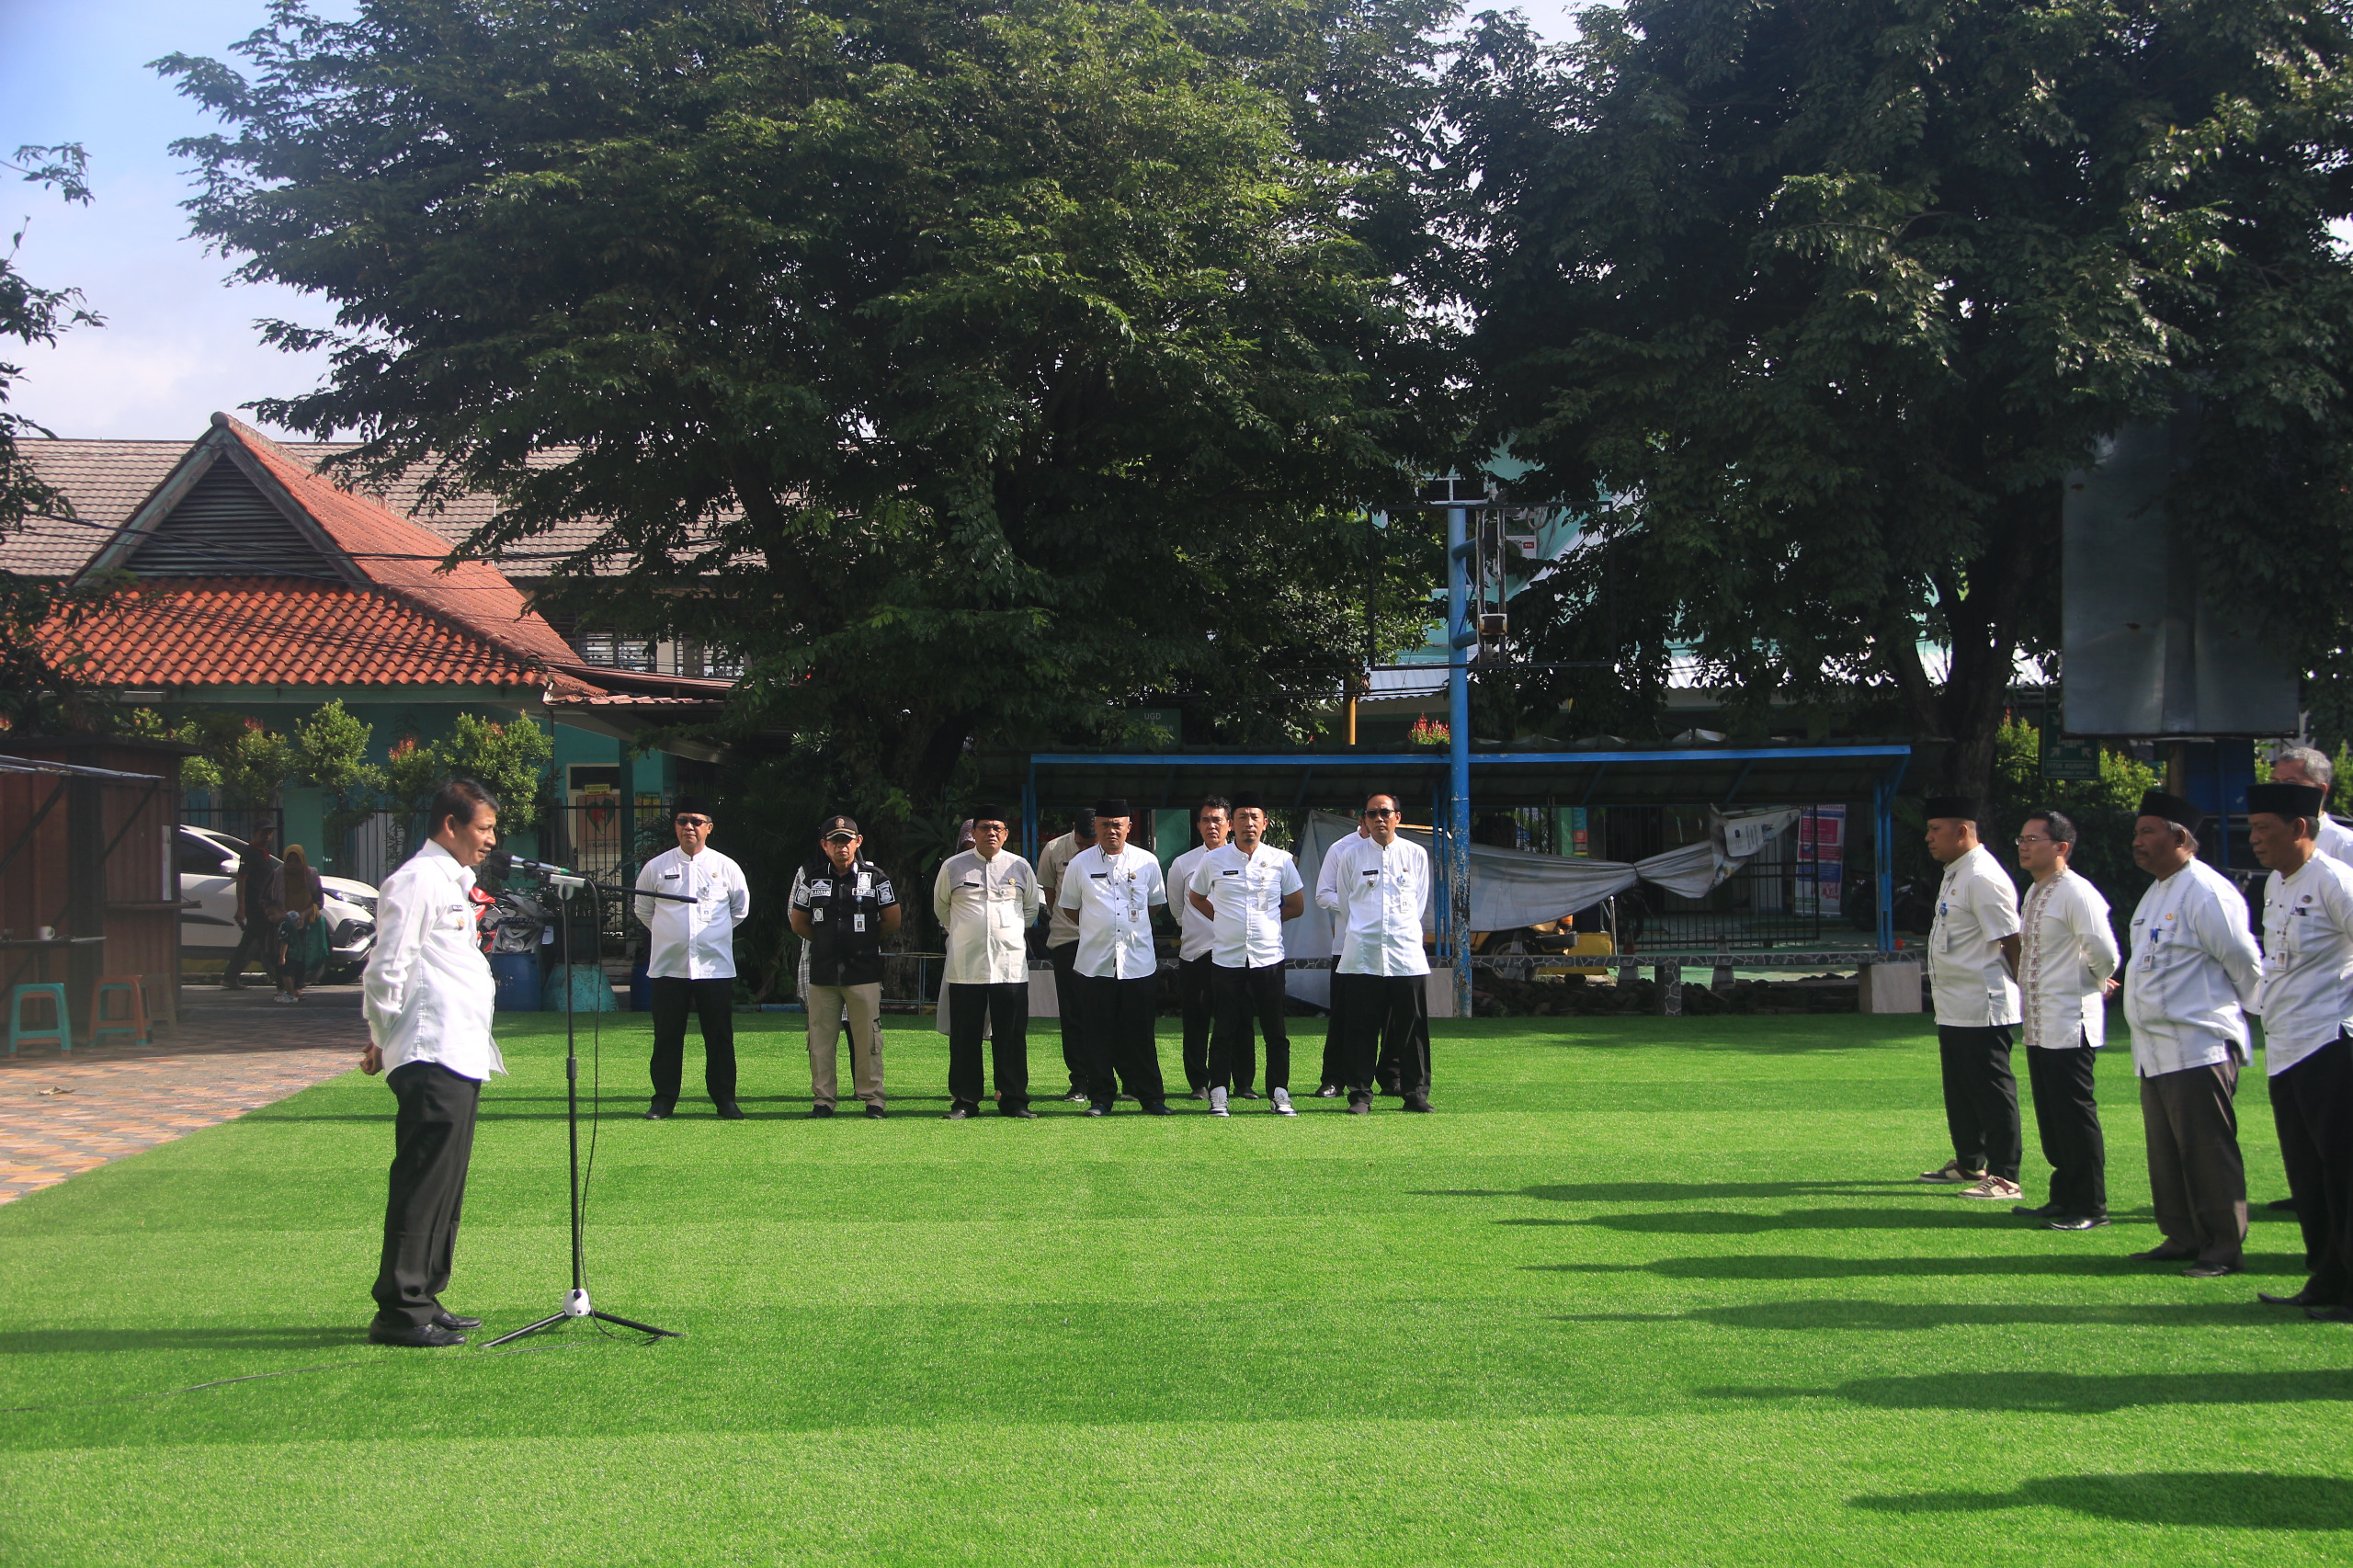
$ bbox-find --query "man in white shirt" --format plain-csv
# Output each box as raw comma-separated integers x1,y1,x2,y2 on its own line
934,804,1041,1119
2010,809,2121,1230
1189,790,1306,1116
633,796,752,1120
1319,791,1434,1113
2269,746,2353,864
1918,797,2025,1199
1167,798,1235,1100
2245,781,2353,1320
1056,798,1174,1116
2124,790,2261,1278
360,779,506,1347
1313,812,1372,1096
1035,809,1097,1103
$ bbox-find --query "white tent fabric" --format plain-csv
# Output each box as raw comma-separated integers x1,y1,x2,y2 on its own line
1281,806,1802,1004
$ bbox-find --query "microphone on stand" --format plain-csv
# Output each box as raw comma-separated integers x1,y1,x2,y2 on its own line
487,849,575,879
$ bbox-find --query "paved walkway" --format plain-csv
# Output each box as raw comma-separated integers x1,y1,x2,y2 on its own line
0,983,367,1205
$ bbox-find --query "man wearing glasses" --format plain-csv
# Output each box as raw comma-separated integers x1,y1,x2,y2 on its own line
2011,810,2120,1230
790,815,902,1118
1319,792,1434,1113
633,796,753,1120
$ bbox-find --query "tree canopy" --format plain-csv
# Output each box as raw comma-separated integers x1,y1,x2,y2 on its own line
1448,0,2353,796
161,0,1460,832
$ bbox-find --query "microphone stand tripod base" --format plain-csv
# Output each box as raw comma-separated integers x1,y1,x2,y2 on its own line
483,1288,678,1346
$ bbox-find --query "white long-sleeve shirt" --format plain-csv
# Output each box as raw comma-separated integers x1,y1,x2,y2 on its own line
2317,815,2353,865
634,846,750,980
1928,844,2023,1028
362,838,505,1081
2123,858,2260,1076
1190,842,1303,969
2256,852,2353,1076
1057,844,1166,979
1321,834,1432,978
934,847,1040,986
2018,869,2120,1050
1168,844,1220,961
1316,835,1357,959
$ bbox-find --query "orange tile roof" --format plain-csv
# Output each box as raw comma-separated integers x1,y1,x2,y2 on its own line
40,579,555,689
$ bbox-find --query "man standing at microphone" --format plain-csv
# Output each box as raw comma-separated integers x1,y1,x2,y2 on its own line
361,779,504,1347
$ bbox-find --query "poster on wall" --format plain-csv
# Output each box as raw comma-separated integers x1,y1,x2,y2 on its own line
1793,806,1846,915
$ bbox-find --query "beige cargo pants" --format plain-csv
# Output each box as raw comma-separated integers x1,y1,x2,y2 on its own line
806,983,885,1108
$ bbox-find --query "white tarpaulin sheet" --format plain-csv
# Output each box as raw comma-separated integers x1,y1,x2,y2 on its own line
1282,807,1802,1004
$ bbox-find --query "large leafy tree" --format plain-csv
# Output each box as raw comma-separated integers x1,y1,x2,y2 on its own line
1448,0,2353,798
159,0,1457,838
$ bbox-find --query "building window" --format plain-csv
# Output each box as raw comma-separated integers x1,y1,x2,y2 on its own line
576,631,654,672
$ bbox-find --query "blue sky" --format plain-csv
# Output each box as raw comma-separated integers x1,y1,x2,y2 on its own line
3,0,1582,442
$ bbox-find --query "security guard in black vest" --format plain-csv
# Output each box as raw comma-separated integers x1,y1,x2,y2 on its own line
789,815,902,1117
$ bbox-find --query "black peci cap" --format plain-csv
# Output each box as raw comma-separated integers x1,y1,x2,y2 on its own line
968,803,1008,827
2246,782,2327,823
1921,796,1985,824
1231,790,1267,812
673,795,713,821
2135,790,2205,833
1092,798,1131,819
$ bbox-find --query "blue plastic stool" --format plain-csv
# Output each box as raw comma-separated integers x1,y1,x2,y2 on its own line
91,975,152,1047
7,983,70,1055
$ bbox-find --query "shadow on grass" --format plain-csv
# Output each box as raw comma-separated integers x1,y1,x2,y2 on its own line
1850,1471,2353,1528
1707,1369,2353,1413
1414,1181,1916,1203
1556,1300,2247,1331
1502,1207,2101,1233
0,1325,369,1355
1527,1253,2309,1280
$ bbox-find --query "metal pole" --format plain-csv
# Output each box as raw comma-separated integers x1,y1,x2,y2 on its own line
1447,505,1473,1019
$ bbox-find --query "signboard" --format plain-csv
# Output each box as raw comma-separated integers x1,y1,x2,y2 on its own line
1793,806,1846,915
2040,731,2101,781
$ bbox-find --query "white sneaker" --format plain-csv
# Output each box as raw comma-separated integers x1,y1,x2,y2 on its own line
1209,1086,1230,1117
1271,1087,1295,1116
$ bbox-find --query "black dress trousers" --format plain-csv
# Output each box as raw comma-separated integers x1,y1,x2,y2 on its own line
1319,968,1358,1091
1048,941,1085,1089
2025,1038,2106,1218
947,981,1031,1112
1212,963,1290,1094
649,975,738,1108
1342,974,1430,1096
1178,953,1220,1092
2271,1032,2353,1305
372,1061,483,1327
1077,972,1166,1109
1937,1024,2021,1181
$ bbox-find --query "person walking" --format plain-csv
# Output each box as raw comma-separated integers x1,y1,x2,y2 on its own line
633,796,752,1120
1915,798,2026,1200
2123,790,2261,1279
2009,810,2120,1230
222,820,279,989
790,815,900,1119
359,779,505,1347
1167,798,1233,1099
935,804,1041,1119
2244,781,2353,1321
1189,791,1305,1117
1319,792,1434,1114
1036,809,1097,1103
1056,799,1173,1116
273,843,325,1003
2269,746,2353,863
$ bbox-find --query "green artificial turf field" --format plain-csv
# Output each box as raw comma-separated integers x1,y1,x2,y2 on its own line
2,1013,2347,1565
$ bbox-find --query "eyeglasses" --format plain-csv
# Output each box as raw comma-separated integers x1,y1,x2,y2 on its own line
2013,835,2053,846
676,817,711,828
1364,807,1399,818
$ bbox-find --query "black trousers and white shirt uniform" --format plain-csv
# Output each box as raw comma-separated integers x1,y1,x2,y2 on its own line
1190,841,1304,1101
1319,833,1434,1106
2255,844,2353,1304
1928,843,2024,1180
2018,868,2120,1217
362,838,505,1329
934,846,1041,1113
634,845,752,1110
1056,841,1170,1111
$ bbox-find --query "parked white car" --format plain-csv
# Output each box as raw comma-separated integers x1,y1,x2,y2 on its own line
176,824,378,980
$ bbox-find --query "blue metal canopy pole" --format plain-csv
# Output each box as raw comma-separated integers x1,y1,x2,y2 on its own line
1446,505,1474,1019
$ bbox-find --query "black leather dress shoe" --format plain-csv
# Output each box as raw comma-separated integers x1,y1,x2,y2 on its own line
643,1103,675,1120
1313,1085,1340,1098
811,1103,835,1119
1001,1106,1039,1119
2181,1261,2243,1278
2258,1290,2317,1307
1233,1089,1263,1100
1142,1101,1175,1116
1346,1093,1371,1115
864,1103,887,1119
1085,1105,1108,1117
1403,1095,1433,1112
2043,1214,2110,1231
2012,1201,2063,1218
715,1101,745,1120
945,1106,973,1120
434,1310,484,1331
369,1320,466,1347
2128,1246,2197,1263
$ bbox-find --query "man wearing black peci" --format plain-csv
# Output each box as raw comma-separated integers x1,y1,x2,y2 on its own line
359,779,505,1347
633,796,753,1119
1056,798,1174,1116
1916,797,2025,1201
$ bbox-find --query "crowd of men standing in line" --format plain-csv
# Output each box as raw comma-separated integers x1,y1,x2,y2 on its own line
618,790,1440,1128
1919,743,2353,1325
